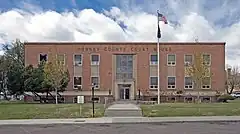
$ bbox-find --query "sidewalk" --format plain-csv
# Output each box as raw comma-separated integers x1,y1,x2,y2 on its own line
1,116,240,125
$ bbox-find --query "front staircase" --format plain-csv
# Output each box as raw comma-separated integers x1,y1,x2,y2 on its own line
104,100,143,117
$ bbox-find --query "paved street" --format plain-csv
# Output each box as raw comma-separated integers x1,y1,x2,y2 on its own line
0,122,239,134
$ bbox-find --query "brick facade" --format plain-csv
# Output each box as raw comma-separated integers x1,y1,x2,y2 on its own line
24,42,225,103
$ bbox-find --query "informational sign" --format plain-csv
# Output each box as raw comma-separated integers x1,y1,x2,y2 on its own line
77,96,84,104
77,46,172,52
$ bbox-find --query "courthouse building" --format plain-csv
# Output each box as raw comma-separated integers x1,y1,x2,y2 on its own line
24,42,225,103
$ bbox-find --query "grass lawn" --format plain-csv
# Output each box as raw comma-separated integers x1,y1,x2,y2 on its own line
141,99,240,117
0,101,105,120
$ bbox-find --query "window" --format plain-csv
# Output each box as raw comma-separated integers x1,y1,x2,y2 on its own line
73,76,82,89
91,54,100,65
184,54,193,66
149,76,158,89
167,54,176,66
202,77,211,89
91,76,100,89
116,55,133,80
184,77,193,89
203,54,211,65
92,97,100,103
57,54,65,65
167,76,176,89
150,54,158,65
74,55,82,66
39,54,47,62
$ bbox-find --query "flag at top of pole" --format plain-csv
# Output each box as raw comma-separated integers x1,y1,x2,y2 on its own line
157,11,168,39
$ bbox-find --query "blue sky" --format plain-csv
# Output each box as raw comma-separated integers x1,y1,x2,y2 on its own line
0,0,240,66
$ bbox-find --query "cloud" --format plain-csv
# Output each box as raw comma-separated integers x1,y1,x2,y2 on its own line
0,0,240,66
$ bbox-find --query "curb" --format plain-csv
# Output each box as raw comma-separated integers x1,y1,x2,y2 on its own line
1,116,240,125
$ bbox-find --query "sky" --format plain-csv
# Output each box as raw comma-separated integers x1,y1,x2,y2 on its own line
0,0,240,66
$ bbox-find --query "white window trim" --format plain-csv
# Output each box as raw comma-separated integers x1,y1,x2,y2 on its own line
91,54,100,65
91,76,100,89
73,54,83,66
184,54,193,66
73,76,82,90
201,77,211,89
38,53,48,63
167,54,176,66
167,76,176,89
149,54,158,65
149,76,158,89
184,77,193,89
202,53,211,66
57,54,66,65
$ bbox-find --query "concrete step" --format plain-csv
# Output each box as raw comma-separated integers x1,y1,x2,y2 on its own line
104,109,142,117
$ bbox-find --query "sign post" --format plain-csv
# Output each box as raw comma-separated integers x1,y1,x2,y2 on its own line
77,96,84,117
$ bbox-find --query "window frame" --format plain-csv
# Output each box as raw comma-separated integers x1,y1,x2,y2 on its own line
91,54,100,65
184,54,193,66
184,76,193,89
202,53,211,66
91,76,100,89
73,54,82,66
149,76,158,89
167,54,176,66
39,53,48,63
57,54,66,65
150,54,158,65
202,76,211,89
167,76,176,89
73,76,82,89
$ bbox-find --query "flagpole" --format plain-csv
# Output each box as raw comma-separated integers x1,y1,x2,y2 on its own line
157,10,160,104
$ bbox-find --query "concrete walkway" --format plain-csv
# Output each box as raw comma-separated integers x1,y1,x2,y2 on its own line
104,103,142,117
1,116,240,125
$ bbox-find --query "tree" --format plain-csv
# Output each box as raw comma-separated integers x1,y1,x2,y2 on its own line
1,39,25,98
226,66,240,94
186,52,211,103
0,56,9,100
43,53,69,104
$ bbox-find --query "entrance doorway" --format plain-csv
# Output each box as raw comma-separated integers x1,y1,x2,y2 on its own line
119,84,131,100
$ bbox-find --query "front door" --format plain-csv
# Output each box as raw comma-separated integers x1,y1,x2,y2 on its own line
125,88,130,99
119,87,130,100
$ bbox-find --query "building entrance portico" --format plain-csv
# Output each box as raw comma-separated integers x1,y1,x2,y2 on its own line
119,84,131,100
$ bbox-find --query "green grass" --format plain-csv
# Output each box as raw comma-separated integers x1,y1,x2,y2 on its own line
141,99,240,117
0,102,105,120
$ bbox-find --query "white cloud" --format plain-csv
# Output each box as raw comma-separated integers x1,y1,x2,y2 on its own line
0,1,240,66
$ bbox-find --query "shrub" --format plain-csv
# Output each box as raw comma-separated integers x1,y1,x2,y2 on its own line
217,94,235,103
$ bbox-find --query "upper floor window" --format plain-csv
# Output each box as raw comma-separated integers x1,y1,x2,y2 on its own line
57,54,65,65
74,55,82,66
167,54,176,66
91,54,100,65
39,54,47,62
203,54,211,65
184,54,193,66
150,54,158,65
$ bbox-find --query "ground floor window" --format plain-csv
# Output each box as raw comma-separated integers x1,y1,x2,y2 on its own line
184,77,193,89
202,77,211,89
167,76,176,89
91,76,100,89
149,76,158,89
73,76,82,89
